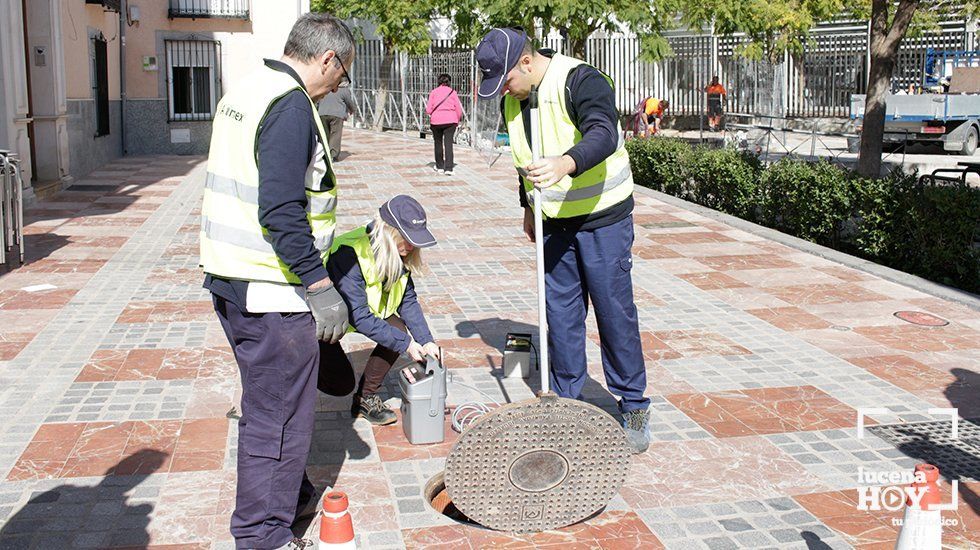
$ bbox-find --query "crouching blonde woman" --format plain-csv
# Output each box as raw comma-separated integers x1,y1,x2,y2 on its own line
316,195,440,425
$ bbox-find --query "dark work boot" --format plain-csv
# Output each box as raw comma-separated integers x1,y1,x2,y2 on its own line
352,394,397,426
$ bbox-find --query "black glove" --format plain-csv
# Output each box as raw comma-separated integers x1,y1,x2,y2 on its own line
305,283,349,343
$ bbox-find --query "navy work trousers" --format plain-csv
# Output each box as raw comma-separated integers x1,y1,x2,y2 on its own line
213,295,319,550
542,215,649,412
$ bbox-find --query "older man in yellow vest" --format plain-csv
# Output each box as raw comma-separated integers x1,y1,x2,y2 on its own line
200,13,354,550
477,28,650,453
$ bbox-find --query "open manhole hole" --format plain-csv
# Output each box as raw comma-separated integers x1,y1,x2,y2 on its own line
867,418,980,482
424,471,479,526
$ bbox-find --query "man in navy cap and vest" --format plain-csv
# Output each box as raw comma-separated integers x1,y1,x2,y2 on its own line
476,28,650,453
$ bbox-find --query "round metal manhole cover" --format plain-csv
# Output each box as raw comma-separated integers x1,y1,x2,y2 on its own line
509,450,570,492
444,394,631,533
894,311,949,327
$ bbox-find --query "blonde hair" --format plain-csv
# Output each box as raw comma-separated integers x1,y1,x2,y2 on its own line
369,215,424,291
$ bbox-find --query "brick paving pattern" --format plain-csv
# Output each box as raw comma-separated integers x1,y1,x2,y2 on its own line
0,132,977,548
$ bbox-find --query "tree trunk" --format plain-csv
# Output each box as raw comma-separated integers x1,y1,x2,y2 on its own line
856,0,920,177
373,41,395,131
569,36,586,59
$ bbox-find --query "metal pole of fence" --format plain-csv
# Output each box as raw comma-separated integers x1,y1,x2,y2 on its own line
401,52,408,134
0,154,8,266
699,87,704,143
3,155,12,263
469,49,477,150
13,156,23,264
810,124,817,159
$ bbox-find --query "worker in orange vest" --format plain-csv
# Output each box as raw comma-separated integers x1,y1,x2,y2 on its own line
642,97,668,136
705,76,727,131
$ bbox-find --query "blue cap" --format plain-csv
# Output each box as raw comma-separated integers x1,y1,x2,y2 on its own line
379,195,436,248
476,28,528,99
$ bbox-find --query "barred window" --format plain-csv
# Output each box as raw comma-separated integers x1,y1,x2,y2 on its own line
165,40,221,121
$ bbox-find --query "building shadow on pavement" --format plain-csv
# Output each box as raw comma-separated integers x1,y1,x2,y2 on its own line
299,348,377,536
0,449,167,549
11,156,201,269
455,317,623,416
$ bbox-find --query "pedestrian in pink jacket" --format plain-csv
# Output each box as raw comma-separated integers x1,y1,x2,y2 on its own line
426,74,463,175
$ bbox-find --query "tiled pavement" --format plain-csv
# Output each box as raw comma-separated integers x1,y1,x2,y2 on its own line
0,130,977,549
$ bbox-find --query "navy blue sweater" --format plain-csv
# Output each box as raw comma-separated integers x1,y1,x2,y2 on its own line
205,59,330,305
326,245,434,353
508,50,633,230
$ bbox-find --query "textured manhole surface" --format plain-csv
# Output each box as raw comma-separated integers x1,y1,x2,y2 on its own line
444,394,631,533
867,418,980,482
893,310,950,327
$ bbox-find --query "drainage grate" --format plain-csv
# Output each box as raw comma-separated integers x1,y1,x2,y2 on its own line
867,418,980,482
68,184,124,192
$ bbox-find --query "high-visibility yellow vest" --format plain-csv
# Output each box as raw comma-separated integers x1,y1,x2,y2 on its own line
330,226,409,330
200,64,337,284
504,54,633,219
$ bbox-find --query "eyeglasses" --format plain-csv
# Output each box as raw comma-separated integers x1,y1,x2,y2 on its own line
335,57,352,86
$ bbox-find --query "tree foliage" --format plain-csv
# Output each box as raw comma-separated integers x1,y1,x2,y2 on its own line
685,0,843,62
439,0,685,60
311,0,437,54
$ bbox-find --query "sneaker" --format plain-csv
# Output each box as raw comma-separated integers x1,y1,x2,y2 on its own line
621,408,650,454
433,165,443,173
352,394,397,425
275,538,314,549
444,169,454,176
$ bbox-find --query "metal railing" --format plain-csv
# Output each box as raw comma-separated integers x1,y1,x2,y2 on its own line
346,16,974,139
0,151,25,267
168,0,249,19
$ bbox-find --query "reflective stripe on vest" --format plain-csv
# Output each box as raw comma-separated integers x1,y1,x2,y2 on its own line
329,227,409,331
200,64,337,284
504,54,633,219
205,172,337,216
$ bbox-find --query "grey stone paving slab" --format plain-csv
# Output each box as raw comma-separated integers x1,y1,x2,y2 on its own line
381,458,453,530
308,411,380,465
98,322,210,350
638,497,852,550
46,380,192,423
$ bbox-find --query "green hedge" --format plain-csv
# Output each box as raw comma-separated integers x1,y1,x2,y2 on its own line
624,136,689,195
853,171,980,291
625,137,980,293
757,159,852,248
686,147,761,220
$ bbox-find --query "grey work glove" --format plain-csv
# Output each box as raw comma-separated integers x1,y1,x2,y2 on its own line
305,283,349,343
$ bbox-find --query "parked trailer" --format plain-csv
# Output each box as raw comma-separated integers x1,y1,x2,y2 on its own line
850,93,980,155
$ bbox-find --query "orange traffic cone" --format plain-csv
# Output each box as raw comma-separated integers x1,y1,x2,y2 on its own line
894,463,942,550
319,491,356,549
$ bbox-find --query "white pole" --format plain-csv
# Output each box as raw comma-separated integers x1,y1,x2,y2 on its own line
529,89,549,395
